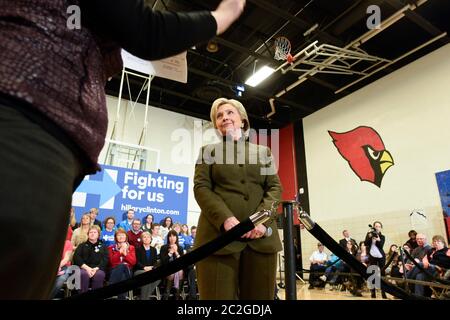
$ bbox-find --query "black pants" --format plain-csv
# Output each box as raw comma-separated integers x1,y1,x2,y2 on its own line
0,104,84,299
368,256,387,298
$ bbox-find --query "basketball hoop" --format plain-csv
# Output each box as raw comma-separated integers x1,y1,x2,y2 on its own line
274,36,295,63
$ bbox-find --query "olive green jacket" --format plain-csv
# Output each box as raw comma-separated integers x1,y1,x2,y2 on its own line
194,138,283,255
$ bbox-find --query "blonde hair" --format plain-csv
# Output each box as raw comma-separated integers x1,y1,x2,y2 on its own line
210,98,250,134
88,225,101,236
141,231,152,241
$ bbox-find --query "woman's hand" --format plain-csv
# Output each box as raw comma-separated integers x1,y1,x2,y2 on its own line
248,224,267,239
119,243,129,255
211,0,246,35
223,216,240,231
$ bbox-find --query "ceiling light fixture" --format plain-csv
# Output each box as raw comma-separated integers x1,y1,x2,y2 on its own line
206,40,219,53
245,66,275,87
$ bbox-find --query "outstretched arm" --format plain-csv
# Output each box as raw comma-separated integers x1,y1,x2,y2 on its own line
81,0,245,60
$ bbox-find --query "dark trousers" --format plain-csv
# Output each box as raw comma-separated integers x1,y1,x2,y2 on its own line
186,265,197,298
369,256,387,298
109,264,132,300
309,264,326,285
197,246,277,300
80,269,106,293
0,104,84,299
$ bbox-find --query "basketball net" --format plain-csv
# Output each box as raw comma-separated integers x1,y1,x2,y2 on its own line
274,36,295,64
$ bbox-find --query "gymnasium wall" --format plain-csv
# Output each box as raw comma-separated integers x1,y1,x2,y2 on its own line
98,96,218,227
300,44,450,268
97,96,293,229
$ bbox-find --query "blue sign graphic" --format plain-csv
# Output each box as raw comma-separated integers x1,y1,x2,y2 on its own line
72,165,189,226
436,170,450,217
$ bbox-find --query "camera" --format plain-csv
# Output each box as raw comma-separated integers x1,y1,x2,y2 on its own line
368,225,379,238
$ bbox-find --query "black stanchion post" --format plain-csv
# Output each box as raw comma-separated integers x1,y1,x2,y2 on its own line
282,201,297,300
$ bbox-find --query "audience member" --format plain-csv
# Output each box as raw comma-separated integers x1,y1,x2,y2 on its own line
407,235,450,296
88,208,102,229
117,209,135,232
160,230,184,299
160,216,173,240
134,232,160,300
185,226,197,251
405,233,431,273
384,244,399,274
150,223,164,255
141,214,154,233
127,219,143,249
71,213,91,251
364,221,387,299
100,217,117,247
170,223,185,250
66,208,76,241
50,238,73,299
108,229,136,300
73,226,109,294
339,230,358,249
404,230,418,250
308,243,328,289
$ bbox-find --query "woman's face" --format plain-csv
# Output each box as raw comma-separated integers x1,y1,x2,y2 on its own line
215,104,243,137
105,219,115,230
146,215,153,224
165,218,172,227
116,233,127,243
142,233,151,245
374,222,382,232
182,225,188,233
82,215,91,225
168,234,177,244
88,229,99,242
433,239,445,250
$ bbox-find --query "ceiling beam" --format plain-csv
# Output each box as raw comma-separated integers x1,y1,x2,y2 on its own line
386,0,450,43
188,67,315,113
247,0,344,46
107,76,285,126
213,37,275,66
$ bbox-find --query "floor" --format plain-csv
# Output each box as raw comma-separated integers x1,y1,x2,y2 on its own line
277,281,393,300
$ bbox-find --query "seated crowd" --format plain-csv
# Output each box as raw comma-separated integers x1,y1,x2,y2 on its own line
53,208,198,300
307,227,450,299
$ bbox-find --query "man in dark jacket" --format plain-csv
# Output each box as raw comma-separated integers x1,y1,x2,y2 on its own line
339,230,358,249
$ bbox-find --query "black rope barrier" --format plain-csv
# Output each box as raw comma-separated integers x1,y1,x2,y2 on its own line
299,212,429,300
67,218,256,300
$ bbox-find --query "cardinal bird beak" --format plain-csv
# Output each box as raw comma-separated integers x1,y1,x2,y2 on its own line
379,150,394,174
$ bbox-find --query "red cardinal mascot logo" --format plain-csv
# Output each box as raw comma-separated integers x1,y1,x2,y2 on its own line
329,126,394,187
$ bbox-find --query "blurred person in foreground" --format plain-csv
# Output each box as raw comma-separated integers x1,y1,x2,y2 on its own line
0,0,246,299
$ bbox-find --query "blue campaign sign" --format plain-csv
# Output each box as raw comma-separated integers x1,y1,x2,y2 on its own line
436,170,450,217
72,164,189,226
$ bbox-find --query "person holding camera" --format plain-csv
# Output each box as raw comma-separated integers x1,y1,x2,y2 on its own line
364,221,387,299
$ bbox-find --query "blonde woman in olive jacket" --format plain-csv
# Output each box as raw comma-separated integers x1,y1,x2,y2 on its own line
194,98,282,300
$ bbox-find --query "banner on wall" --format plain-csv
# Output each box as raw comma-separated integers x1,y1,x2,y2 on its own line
436,170,450,217
72,165,189,225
